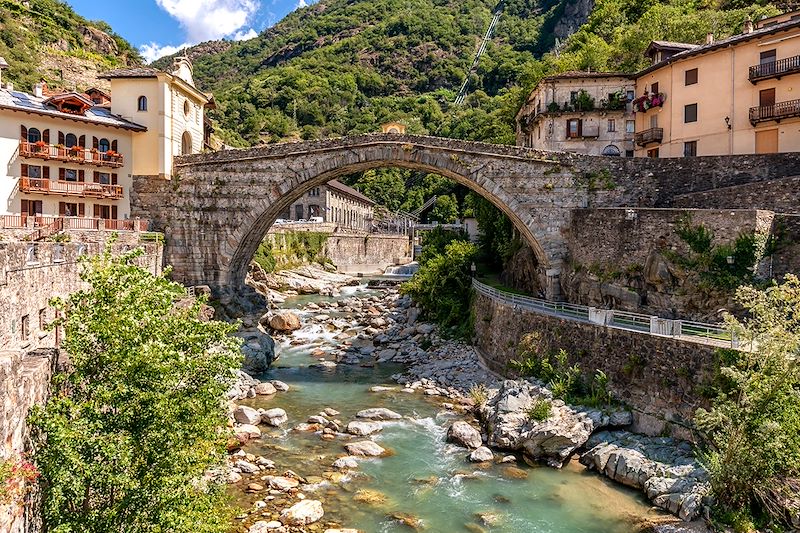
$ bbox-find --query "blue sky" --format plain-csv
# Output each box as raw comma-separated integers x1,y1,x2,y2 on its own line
66,0,316,62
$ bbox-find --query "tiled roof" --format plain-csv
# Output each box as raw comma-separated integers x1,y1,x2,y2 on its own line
0,87,147,131
544,71,631,80
327,180,375,205
99,67,161,79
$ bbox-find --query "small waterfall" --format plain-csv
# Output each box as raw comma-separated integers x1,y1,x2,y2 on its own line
383,262,419,277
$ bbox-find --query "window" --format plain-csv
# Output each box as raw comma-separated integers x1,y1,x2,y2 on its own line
295,205,304,220
625,150,634,157
651,82,659,95
181,131,192,155
647,148,660,158
64,133,78,148
601,145,621,156
570,91,578,104
98,138,110,153
62,168,79,182
760,49,776,65
760,88,776,107
685,68,698,85
21,200,42,216
683,141,698,157
96,172,111,184
566,118,582,138
626,120,635,134
59,202,83,217
650,115,658,128
26,165,43,179
626,90,635,101
684,103,698,123
21,315,30,340
39,308,46,330
94,204,116,219
184,100,190,116
607,119,616,132
27,128,42,143
137,95,148,111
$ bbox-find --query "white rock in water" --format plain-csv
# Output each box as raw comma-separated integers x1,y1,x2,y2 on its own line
332,456,360,469
234,405,261,425
235,460,260,474
271,380,290,392
228,471,243,484
255,382,277,395
356,407,402,420
267,476,300,491
344,440,387,457
280,499,324,526
447,421,483,449
346,421,383,436
469,446,494,463
248,520,284,532
261,408,288,426
235,424,262,439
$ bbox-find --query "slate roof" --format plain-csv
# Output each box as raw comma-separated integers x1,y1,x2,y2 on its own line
327,180,375,205
0,87,147,131
99,67,161,79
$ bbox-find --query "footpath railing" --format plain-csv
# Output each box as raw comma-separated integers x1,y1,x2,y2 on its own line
472,279,736,348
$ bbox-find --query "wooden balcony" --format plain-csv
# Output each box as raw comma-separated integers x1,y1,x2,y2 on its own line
0,214,148,232
749,98,800,125
19,177,124,199
749,55,800,83
19,141,124,168
634,127,664,146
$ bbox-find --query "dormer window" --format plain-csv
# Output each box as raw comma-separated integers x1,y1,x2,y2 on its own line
138,96,148,111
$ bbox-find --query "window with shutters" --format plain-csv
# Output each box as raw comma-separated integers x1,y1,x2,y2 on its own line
94,172,113,184
24,165,43,179
685,68,698,86
61,168,79,182
98,138,110,153
27,128,42,143
607,119,616,132
21,199,42,216
94,204,112,219
59,202,83,217
626,120,635,133
566,118,582,138
65,133,78,148
684,103,698,123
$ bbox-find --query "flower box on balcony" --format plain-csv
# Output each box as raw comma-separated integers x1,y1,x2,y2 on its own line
633,92,666,113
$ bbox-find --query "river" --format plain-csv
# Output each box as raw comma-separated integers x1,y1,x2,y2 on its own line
231,282,663,532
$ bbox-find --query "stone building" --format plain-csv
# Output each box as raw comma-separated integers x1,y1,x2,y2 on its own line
633,11,800,157
516,72,636,156
281,180,375,230
0,55,212,228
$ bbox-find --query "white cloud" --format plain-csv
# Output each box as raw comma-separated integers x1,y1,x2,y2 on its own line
140,41,192,63
296,0,307,7
155,0,260,42
232,28,258,41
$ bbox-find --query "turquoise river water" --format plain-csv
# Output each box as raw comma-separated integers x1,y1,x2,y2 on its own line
233,285,662,532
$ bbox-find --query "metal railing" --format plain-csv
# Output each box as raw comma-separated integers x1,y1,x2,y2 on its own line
749,55,800,83
749,98,800,125
472,279,735,348
633,127,664,146
19,141,124,168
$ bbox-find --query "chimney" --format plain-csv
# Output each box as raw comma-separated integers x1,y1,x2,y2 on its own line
6,82,13,92
33,82,43,98
706,32,714,44
743,16,754,34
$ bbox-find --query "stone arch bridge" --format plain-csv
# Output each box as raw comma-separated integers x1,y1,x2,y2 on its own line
130,133,799,300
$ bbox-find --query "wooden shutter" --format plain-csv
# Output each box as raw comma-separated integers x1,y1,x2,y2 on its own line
59,168,65,180
78,203,85,217
111,173,118,185
92,137,99,150
58,131,65,145
58,202,66,216
577,119,583,137
21,199,29,215
21,163,28,177
20,125,27,142
93,204,100,218
78,170,85,182
79,135,86,147
111,206,118,220
111,140,118,152
43,166,49,180
42,129,50,144
93,171,100,183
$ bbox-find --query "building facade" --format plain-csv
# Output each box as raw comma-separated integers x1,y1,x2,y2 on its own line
516,72,636,156
634,12,800,157
282,180,375,230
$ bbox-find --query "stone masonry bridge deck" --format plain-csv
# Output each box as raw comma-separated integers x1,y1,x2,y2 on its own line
130,133,800,299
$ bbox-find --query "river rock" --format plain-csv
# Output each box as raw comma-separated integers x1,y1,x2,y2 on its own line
332,456,360,469
240,331,276,375
235,424,262,439
249,520,283,532
324,529,360,533
270,311,302,331
255,382,277,395
469,446,494,463
267,476,301,491
280,499,324,526
345,440,387,457
234,405,261,425
235,460,260,474
272,380,290,392
356,408,402,420
347,421,384,436
262,408,289,426
447,421,483,449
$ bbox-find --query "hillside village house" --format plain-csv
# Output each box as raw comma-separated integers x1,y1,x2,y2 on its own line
634,11,800,157
0,56,211,230
282,180,376,230
516,72,636,156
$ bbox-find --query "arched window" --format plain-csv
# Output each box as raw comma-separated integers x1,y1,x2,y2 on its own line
601,144,621,157
98,138,110,153
181,131,192,155
183,100,190,116
137,96,148,111
28,128,41,143
65,133,78,148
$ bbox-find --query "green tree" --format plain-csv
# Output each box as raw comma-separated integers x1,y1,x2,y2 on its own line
696,275,800,527
429,194,459,224
30,247,242,533
350,168,408,211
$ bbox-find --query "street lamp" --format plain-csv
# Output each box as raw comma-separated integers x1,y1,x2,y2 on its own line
470,262,477,277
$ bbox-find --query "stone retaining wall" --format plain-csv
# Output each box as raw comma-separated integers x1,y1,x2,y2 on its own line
472,292,717,440
670,175,800,212
326,234,411,273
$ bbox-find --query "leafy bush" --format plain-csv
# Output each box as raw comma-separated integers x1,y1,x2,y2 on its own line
528,399,553,421
418,226,469,266
30,246,242,533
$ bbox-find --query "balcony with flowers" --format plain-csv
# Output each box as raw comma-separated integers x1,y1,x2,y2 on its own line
632,92,666,113
19,141,124,168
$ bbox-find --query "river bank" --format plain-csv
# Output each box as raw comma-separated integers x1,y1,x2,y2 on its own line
222,266,711,532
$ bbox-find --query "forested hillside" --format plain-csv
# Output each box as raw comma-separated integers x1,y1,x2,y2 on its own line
0,0,141,92
158,0,780,147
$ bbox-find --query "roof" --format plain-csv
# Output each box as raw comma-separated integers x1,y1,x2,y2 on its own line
644,41,698,56
542,71,632,81
637,17,800,77
99,67,161,79
0,87,147,131
327,180,375,205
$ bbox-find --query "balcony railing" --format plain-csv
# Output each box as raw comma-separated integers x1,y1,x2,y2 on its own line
634,127,664,146
19,177,124,199
0,215,148,232
749,55,800,83
19,141,124,168
749,98,800,125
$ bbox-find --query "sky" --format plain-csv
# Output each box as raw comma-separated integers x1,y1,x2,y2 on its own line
66,0,318,63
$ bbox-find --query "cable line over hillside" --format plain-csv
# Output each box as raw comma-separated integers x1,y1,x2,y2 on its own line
454,1,505,105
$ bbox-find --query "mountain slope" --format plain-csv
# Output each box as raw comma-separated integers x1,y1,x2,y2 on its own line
0,0,141,92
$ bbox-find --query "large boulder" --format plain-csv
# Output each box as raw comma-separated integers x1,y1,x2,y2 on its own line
261,408,288,426
446,421,483,449
233,405,261,425
344,440,387,457
346,421,383,436
269,311,302,331
356,408,402,420
280,499,324,526
239,331,276,375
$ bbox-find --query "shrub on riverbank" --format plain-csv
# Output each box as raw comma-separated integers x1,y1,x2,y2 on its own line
30,247,242,533
254,231,331,273
401,239,478,337
696,275,800,529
